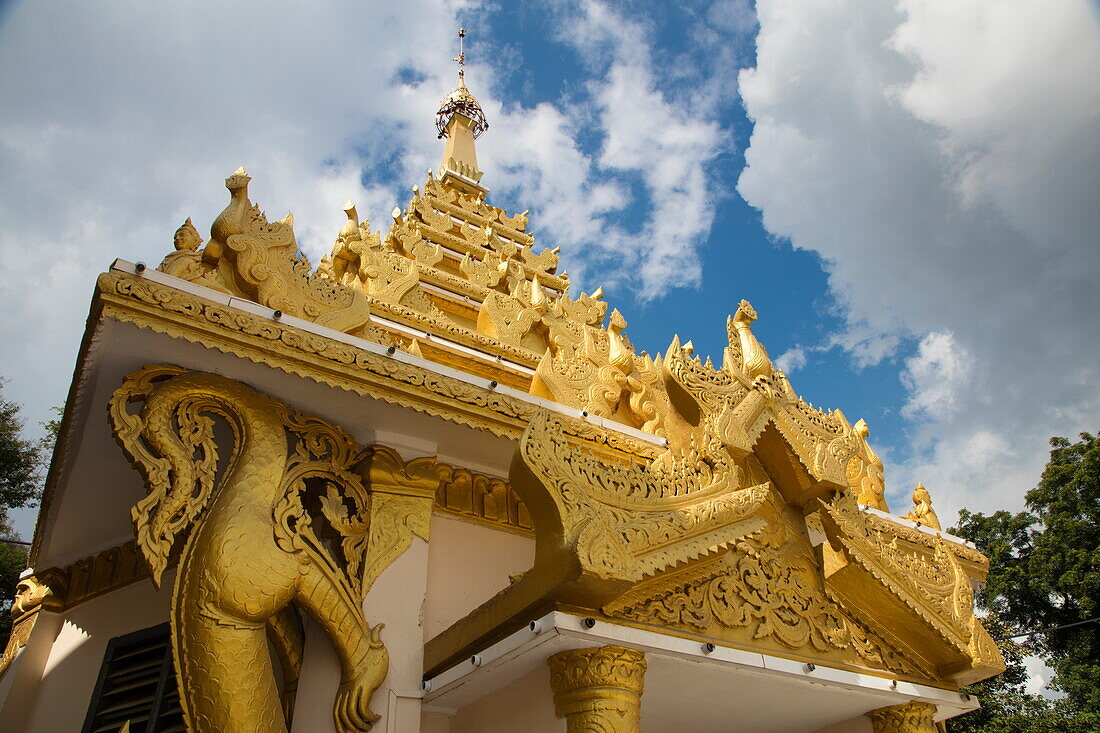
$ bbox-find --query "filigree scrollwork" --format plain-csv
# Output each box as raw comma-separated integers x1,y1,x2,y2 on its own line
108,366,441,732
603,496,931,679
818,492,1004,683
511,410,768,585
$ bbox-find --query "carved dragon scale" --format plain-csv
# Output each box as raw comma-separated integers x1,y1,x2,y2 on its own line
107,366,437,732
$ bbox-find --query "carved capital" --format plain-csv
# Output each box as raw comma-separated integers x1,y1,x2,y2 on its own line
11,572,65,617
548,646,646,733
0,571,66,681
358,444,440,500
867,701,938,732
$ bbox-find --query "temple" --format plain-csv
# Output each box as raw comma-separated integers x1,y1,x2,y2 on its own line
0,32,1003,733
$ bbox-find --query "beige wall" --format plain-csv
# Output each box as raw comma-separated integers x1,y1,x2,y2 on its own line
448,665,564,733
811,715,875,733
7,574,172,733
292,537,432,733
424,514,535,640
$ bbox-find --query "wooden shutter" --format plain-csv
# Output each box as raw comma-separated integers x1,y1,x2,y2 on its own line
81,623,184,733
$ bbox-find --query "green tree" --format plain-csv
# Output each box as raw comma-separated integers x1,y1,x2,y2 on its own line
951,431,1100,730
0,386,43,513
948,611,1077,732
0,383,48,648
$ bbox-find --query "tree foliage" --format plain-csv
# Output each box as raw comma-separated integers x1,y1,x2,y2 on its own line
0,385,43,512
951,431,1100,730
0,514,28,651
0,382,48,648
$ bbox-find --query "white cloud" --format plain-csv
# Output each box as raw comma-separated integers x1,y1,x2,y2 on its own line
483,0,732,298
0,1,465,441
900,331,971,422
776,346,808,374
739,0,1100,519
0,0,742,542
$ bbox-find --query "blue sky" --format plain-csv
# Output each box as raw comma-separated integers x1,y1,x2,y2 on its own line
448,1,911,452
0,0,1098,547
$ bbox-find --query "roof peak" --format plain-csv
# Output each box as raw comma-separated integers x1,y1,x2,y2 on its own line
436,28,488,141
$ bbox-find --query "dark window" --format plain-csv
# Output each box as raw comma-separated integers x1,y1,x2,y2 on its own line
81,623,184,733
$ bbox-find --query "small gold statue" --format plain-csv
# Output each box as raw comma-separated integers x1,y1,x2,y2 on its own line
904,483,941,530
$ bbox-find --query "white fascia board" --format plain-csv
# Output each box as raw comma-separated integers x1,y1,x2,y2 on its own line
424,612,978,720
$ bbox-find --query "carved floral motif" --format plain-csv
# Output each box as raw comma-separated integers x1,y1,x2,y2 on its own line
514,411,768,582
548,646,646,733
867,701,939,732
603,497,930,679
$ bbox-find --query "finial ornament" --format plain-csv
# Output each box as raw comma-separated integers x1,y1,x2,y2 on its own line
730,299,775,380
454,27,467,82
904,482,941,530
436,28,488,139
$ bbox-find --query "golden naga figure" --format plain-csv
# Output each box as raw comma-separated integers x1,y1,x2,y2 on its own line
109,366,436,732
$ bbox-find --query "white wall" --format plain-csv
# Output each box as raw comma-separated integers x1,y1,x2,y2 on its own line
12,574,172,733
810,716,875,733
448,665,564,733
424,514,535,641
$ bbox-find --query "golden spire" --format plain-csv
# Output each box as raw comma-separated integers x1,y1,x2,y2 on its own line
436,28,488,185
455,26,467,85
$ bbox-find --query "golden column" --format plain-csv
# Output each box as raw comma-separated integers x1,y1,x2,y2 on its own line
867,701,939,732
547,646,647,733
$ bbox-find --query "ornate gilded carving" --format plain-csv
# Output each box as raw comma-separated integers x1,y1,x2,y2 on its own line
161,168,374,335
867,701,939,732
354,445,438,593
513,410,768,586
63,540,148,606
603,496,930,679
108,366,440,732
818,492,1003,683
319,202,382,287
903,483,941,530
122,126,1005,697
145,162,899,521
729,299,774,380
159,217,207,280
547,646,646,733
847,419,889,511
531,329,651,430
435,465,532,534
0,572,65,680
100,270,661,461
